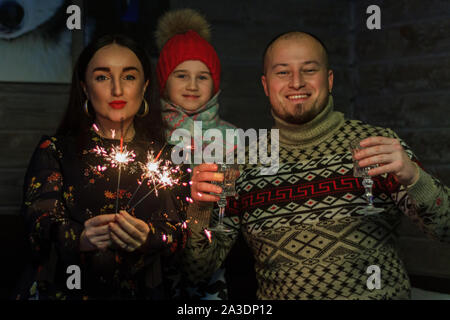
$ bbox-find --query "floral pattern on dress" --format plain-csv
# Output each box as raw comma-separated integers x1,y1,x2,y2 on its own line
21,128,189,300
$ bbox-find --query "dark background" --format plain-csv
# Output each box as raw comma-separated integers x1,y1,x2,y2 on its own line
0,0,449,299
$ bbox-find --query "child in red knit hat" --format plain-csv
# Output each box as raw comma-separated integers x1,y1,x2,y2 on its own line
155,8,237,301
156,9,237,156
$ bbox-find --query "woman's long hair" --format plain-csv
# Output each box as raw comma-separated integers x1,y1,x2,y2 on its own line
56,34,165,150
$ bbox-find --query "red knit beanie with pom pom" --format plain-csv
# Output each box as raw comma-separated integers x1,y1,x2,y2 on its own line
156,29,221,95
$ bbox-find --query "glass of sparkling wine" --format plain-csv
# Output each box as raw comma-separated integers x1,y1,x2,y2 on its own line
209,163,239,233
350,138,384,215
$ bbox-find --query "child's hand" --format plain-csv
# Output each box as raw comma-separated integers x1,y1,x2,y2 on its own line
190,163,224,203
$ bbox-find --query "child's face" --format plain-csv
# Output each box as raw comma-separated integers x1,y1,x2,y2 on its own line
165,60,214,112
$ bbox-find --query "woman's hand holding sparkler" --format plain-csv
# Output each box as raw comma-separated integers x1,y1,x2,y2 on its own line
108,210,150,252
80,214,116,251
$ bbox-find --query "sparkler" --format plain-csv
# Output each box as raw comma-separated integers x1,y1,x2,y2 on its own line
204,229,212,243
141,142,168,196
126,142,168,207
90,123,136,168
90,122,189,214
115,118,125,213
128,160,183,210
91,121,136,213
90,143,136,181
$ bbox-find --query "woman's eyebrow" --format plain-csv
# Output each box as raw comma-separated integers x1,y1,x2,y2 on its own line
123,66,139,72
92,66,139,72
92,67,110,72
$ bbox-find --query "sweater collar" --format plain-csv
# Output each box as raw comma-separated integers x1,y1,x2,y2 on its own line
272,95,344,147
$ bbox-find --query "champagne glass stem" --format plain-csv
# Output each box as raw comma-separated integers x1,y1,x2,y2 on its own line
217,197,227,226
362,178,374,206
218,205,225,226
209,197,230,232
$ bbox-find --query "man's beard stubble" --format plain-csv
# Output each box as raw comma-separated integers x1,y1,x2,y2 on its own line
275,101,323,125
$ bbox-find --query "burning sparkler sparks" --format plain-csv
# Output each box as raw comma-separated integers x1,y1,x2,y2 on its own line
90,124,136,168
129,160,183,210
141,151,163,189
204,229,212,243
127,143,170,207
185,196,194,204
91,120,137,213
109,145,136,167
90,123,190,215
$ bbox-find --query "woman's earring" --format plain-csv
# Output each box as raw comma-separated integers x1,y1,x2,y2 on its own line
136,99,149,118
84,99,92,117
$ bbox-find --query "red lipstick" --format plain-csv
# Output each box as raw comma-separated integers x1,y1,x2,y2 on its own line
109,100,127,109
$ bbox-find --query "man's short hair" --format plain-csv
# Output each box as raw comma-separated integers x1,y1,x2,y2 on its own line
262,31,330,74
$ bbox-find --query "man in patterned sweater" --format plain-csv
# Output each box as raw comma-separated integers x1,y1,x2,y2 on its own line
183,31,450,299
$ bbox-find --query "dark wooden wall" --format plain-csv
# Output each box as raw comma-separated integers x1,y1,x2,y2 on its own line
0,83,69,298
0,0,449,299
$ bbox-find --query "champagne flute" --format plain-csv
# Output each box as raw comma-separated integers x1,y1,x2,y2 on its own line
209,163,239,233
350,138,384,215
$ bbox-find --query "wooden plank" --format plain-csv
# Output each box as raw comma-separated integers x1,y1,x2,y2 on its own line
171,0,350,27
0,207,21,216
357,54,450,95
356,18,450,62
395,129,450,166
355,0,450,27
0,82,70,94
0,91,68,130
424,164,450,186
0,132,46,168
0,82,70,131
71,0,85,68
0,169,26,207
213,23,350,66
356,56,450,95
354,92,450,129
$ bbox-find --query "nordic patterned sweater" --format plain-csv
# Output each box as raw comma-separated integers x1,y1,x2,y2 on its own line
183,96,450,300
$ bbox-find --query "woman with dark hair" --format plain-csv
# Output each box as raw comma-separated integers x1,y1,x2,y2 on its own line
20,34,188,299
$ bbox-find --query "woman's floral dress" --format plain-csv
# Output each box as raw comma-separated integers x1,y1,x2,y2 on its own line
21,129,189,299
